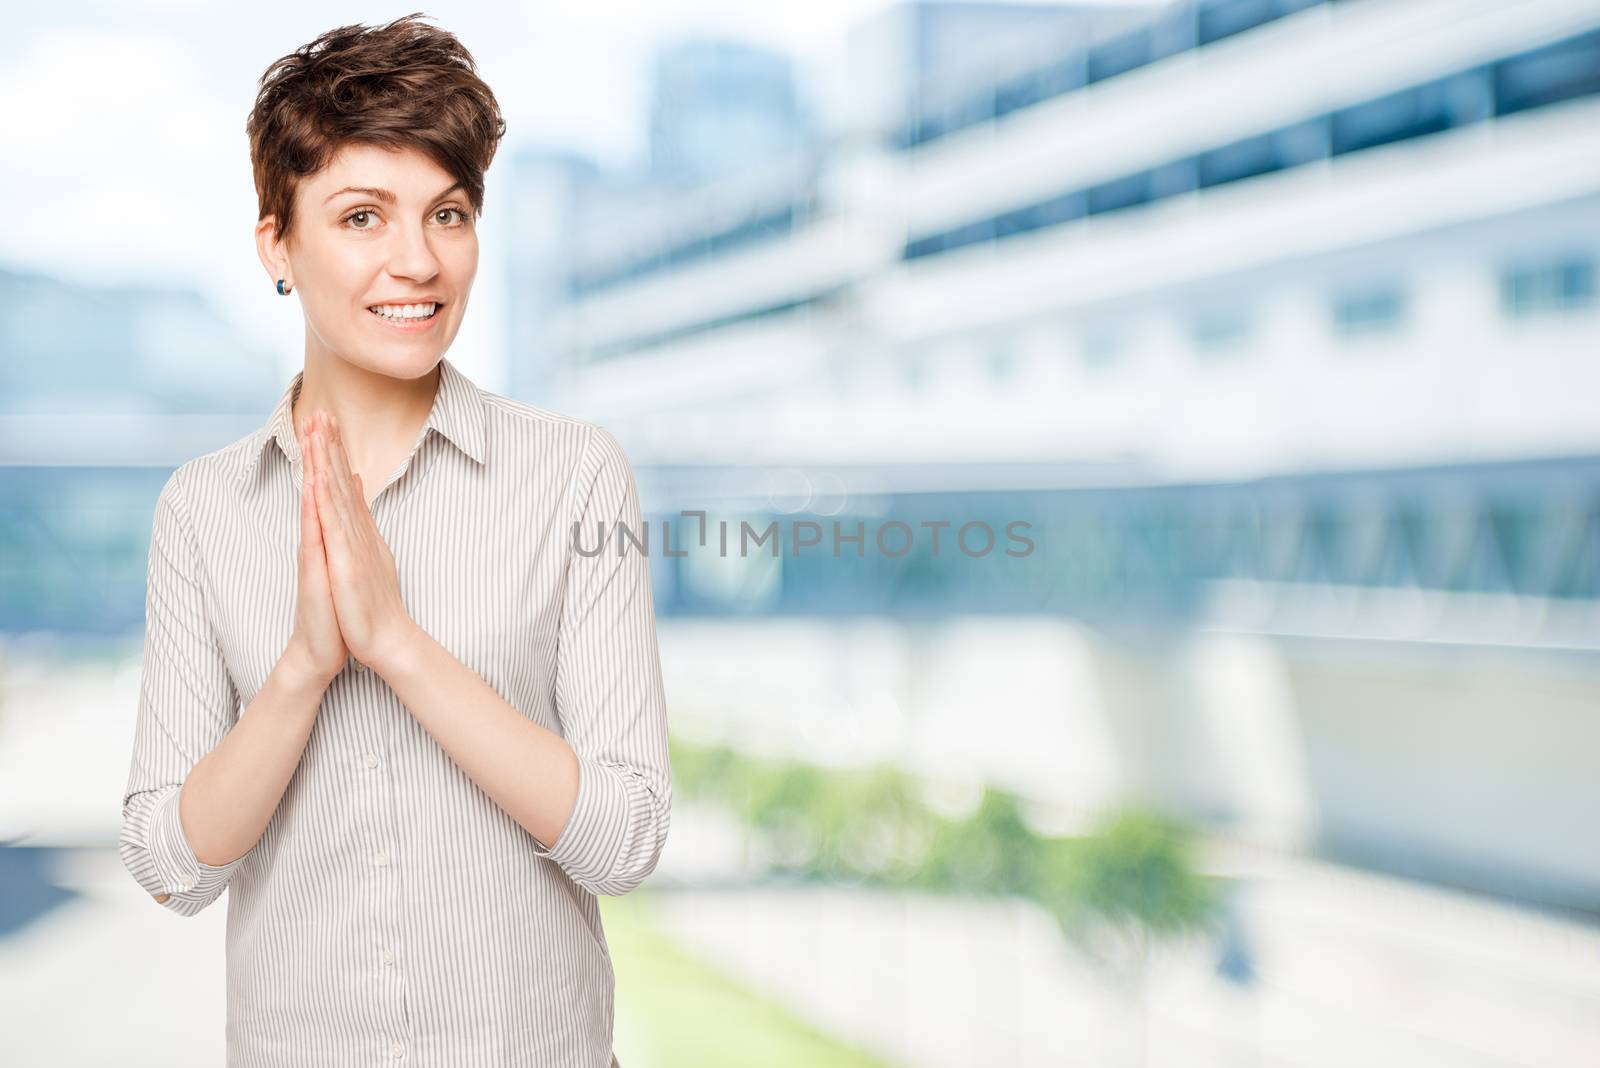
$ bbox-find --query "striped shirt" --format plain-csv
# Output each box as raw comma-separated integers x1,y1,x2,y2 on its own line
118,356,669,1067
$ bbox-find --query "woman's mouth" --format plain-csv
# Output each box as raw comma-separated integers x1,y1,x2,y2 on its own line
366,302,442,331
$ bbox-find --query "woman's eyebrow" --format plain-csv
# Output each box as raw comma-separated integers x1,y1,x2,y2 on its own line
323,181,464,206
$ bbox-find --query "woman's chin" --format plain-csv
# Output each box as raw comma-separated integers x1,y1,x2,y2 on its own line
338,348,450,381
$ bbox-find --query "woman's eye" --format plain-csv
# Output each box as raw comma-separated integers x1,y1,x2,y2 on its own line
343,207,463,229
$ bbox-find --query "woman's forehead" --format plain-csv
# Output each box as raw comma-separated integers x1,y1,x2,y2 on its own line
307,143,454,199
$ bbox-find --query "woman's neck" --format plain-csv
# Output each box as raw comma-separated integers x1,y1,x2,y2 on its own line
290,355,441,482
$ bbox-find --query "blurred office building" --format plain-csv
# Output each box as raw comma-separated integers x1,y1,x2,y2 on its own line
0,267,279,635
504,1,1600,1063
648,36,812,189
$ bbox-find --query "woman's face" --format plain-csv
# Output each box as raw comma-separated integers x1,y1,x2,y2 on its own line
259,143,478,379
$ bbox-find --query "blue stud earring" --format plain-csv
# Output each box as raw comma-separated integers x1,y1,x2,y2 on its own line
276,278,292,296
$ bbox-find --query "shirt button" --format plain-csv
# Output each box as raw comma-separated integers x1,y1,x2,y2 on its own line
390,1040,404,1058
176,877,194,892
382,948,396,967
373,849,390,867
355,661,368,674
364,752,380,769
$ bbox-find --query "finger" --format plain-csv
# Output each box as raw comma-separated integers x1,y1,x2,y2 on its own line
299,419,319,543
312,436,349,554
317,412,356,528
314,413,354,534
300,455,313,539
326,415,363,519
302,461,325,551
303,416,320,494
328,417,376,529
303,421,326,548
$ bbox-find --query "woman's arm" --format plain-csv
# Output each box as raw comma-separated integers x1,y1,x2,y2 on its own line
121,464,341,914
375,624,584,857
160,645,330,894
367,427,673,896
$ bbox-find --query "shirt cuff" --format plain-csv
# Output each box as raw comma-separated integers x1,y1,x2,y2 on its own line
147,782,248,901
529,754,632,887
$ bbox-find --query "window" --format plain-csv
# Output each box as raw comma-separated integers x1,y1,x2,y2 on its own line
904,233,941,260
994,69,1051,120
1087,171,1154,216
1035,54,1088,99
1000,191,1086,237
1501,257,1596,318
1191,309,1253,355
1197,0,1282,48
1149,7,1201,63
1495,29,1600,117
1198,132,1281,189
1332,284,1407,337
896,30,1600,268
1087,26,1153,84
1150,159,1198,199
1037,190,1088,229
1200,118,1330,188
1331,77,1459,156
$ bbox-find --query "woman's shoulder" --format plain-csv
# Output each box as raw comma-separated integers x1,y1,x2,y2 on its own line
477,391,635,473
148,437,252,542
478,389,593,435
164,428,267,499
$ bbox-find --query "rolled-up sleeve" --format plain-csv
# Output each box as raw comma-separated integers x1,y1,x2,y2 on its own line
119,467,248,917
530,426,673,895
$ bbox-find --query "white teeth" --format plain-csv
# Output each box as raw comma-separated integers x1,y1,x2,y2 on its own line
368,302,437,319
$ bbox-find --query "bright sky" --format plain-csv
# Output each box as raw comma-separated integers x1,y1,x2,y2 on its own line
0,0,1147,388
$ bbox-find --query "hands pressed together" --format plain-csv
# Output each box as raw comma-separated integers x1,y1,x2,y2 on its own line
288,409,417,685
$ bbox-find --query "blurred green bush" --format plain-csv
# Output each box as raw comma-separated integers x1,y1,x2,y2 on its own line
669,736,1222,951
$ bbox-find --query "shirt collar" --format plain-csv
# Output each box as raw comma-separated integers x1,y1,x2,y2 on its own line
236,356,487,492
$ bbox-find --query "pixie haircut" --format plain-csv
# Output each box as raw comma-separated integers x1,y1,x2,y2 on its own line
246,12,506,248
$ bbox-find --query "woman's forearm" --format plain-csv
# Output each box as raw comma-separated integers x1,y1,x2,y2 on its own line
174,643,331,870
373,620,581,852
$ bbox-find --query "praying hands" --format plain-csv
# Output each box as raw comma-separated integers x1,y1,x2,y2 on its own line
301,409,418,676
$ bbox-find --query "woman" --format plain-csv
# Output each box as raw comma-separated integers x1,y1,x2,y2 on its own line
118,14,667,1067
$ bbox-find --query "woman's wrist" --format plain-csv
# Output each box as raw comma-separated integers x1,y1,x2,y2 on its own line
366,616,428,682
277,638,338,695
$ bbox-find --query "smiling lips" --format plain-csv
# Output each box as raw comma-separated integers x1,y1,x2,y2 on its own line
367,301,441,331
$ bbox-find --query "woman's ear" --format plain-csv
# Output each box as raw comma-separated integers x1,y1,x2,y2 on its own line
254,216,290,289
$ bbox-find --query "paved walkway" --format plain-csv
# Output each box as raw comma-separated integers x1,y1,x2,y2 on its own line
638,856,1600,1068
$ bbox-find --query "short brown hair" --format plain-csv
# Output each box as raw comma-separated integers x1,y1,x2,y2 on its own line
246,12,506,247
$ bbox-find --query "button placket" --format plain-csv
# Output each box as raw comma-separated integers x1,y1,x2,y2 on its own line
354,584,412,1056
